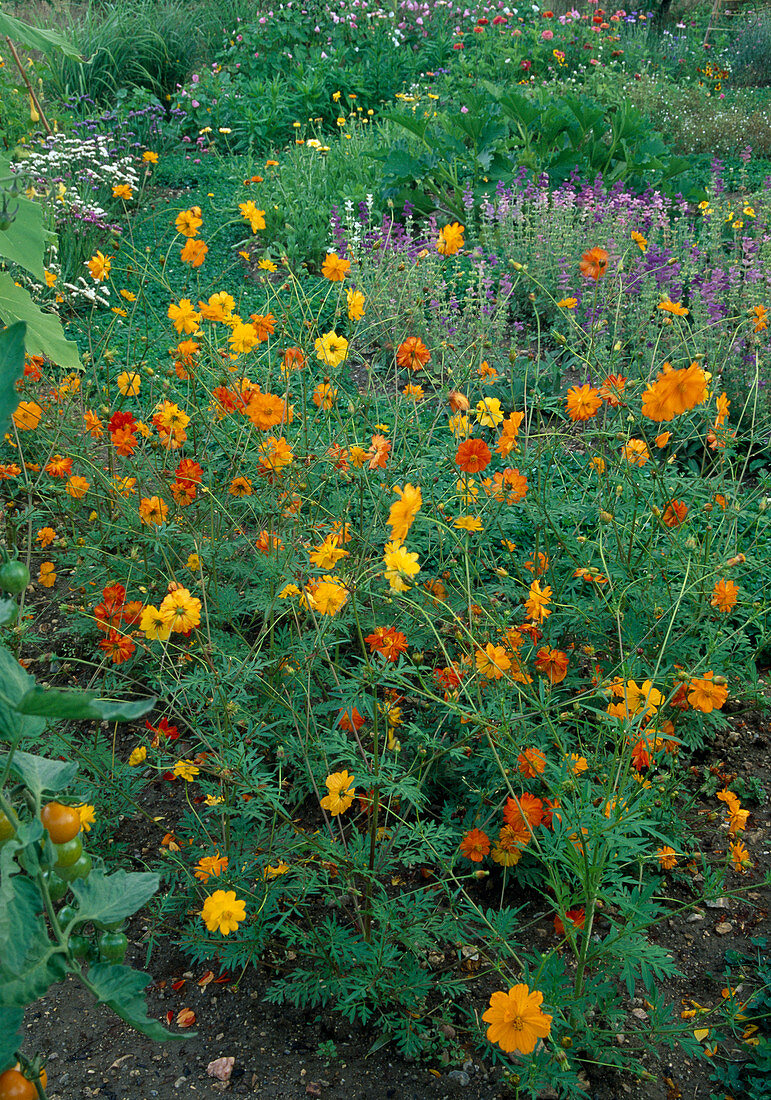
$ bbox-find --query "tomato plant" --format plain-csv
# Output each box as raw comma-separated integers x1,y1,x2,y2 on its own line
40,802,80,845
0,810,15,844
0,1068,36,1100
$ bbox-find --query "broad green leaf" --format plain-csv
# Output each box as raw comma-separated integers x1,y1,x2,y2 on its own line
0,1006,24,1072
7,750,78,799
87,964,189,1042
17,688,155,723
0,273,80,369
0,193,51,281
0,876,67,1006
0,321,26,439
0,644,45,742
0,11,81,59
70,868,159,926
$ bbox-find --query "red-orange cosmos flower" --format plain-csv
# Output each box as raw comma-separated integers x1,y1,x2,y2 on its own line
455,438,492,473
396,337,430,372
566,384,602,422
579,246,609,280
517,747,546,778
662,499,688,527
459,828,490,862
534,647,569,684
365,625,408,662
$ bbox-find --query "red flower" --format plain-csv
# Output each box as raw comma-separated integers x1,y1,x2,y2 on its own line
98,630,135,665
459,828,490,862
662,499,688,527
579,247,609,281
554,908,585,935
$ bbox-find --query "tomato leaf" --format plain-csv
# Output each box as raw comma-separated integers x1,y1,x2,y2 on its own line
0,644,45,742
0,1005,24,1073
88,964,192,1042
0,876,67,1005
0,322,26,441
69,868,159,926
5,750,78,799
16,688,155,723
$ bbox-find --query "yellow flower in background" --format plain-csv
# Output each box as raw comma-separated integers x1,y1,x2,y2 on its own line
140,605,172,641
129,745,147,766
143,150,159,164
112,183,133,200
117,370,141,397
173,759,200,781
239,201,266,232
314,330,348,368
168,299,201,335
321,252,350,281
86,251,112,282
175,206,203,237
320,770,356,815
76,804,96,831
38,561,56,588
347,289,365,320
383,539,420,591
475,397,505,429
201,889,246,935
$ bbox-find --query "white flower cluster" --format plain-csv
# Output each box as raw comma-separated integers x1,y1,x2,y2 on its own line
13,133,138,203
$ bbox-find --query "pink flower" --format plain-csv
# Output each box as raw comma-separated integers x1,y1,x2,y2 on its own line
541,28,554,39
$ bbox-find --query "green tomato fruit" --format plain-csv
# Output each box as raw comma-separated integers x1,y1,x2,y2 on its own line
44,870,68,903
0,561,30,595
56,904,79,928
57,851,92,882
54,834,83,868
0,811,15,844
98,931,128,963
69,934,92,961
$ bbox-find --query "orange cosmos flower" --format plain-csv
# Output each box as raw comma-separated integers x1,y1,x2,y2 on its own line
662,499,688,527
656,846,678,870
504,792,543,830
387,483,422,541
687,672,728,713
255,531,284,555
65,476,89,499
312,380,338,411
534,647,568,684
12,401,43,431
45,455,73,478
711,578,738,613
483,985,552,1055
138,496,168,526
396,336,430,372
491,824,528,867
98,630,136,664
175,207,203,237
38,562,56,588
599,374,627,407
525,579,552,623
194,854,229,882
180,238,208,267
321,252,351,281
459,828,490,862
566,384,602,422
367,434,391,469
282,346,306,371
751,304,767,332
249,312,276,341
365,625,408,662
437,222,464,256
455,438,491,473
657,299,689,316
554,908,585,935
579,246,609,280
622,439,649,466
517,747,546,778
36,527,56,547
729,840,752,873
475,643,511,680
641,362,707,422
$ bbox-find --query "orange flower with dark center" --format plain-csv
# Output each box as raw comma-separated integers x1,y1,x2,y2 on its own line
504,793,543,830
662,499,688,527
711,578,738,613
98,630,136,665
396,336,430,372
566,384,602,422
517,747,546,778
365,625,408,662
455,438,492,473
534,647,568,684
579,246,609,280
459,828,490,862
599,374,627,406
